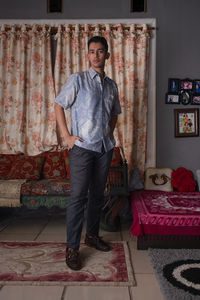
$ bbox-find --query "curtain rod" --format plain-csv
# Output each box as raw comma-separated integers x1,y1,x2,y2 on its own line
51,25,156,33
3,24,156,33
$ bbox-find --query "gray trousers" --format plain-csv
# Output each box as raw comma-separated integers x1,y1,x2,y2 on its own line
67,145,113,249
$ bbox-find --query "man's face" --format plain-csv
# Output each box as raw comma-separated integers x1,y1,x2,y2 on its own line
87,42,110,71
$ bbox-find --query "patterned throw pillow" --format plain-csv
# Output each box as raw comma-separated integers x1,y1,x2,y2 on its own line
144,167,173,192
110,147,122,167
62,149,70,179
0,154,16,179
42,151,66,179
8,155,45,180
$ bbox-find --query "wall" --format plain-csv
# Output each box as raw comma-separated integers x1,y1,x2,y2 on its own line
1,0,200,175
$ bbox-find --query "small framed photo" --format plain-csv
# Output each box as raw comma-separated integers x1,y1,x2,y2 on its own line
180,78,193,90
174,108,199,137
180,90,191,105
194,80,200,94
191,94,200,105
168,78,180,93
166,93,180,104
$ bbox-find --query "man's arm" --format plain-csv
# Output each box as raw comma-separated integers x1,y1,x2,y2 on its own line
109,115,118,140
54,103,83,149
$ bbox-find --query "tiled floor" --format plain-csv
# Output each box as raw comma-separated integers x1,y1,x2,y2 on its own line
0,208,164,300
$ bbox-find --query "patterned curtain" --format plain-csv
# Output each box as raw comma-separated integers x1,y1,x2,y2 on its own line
54,23,151,174
0,24,57,155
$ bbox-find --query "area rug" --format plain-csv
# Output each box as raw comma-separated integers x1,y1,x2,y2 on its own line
0,241,135,286
148,248,200,300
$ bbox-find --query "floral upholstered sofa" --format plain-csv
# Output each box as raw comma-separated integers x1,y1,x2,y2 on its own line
0,148,128,214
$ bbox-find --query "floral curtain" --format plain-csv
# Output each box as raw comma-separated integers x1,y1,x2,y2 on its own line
0,24,57,155
54,24,150,174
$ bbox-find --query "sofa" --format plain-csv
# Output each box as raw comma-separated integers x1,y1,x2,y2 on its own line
0,147,128,229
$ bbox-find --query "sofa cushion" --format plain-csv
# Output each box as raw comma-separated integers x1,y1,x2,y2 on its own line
7,155,45,180
42,151,66,179
62,149,70,179
21,179,71,196
0,154,15,179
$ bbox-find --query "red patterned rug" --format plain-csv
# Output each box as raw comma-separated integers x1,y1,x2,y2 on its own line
0,241,135,286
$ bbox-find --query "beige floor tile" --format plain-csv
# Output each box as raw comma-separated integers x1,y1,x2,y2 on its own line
36,218,66,241
121,229,133,242
0,233,37,241
120,222,137,244
128,237,138,250
65,286,130,300
80,226,122,243
41,222,66,235
121,231,138,248
1,221,47,235
130,274,164,300
11,217,48,225
47,216,66,225
0,286,64,300
99,229,122,241
41,225,66,236
36,232,66,242
130,248,154,274
0,223,9,232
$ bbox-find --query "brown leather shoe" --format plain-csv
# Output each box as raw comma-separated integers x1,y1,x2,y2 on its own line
85,235,111,252
66,248,82,270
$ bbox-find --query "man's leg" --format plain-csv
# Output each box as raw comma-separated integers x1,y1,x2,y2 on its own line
85,148,113,250
67,145,94,249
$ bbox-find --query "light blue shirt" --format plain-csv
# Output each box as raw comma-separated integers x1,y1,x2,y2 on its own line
55,67,121,152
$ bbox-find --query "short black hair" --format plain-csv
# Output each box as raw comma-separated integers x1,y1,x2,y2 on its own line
88,36,108,52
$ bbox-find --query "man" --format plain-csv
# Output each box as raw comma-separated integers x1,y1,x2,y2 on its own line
54,36,121,270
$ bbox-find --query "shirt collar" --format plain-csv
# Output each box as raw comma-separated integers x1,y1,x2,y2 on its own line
89,67,107,80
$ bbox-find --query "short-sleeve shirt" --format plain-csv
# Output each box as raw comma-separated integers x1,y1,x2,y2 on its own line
54,67,121,152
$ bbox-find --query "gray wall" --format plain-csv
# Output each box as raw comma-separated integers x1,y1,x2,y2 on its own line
1,0,200,175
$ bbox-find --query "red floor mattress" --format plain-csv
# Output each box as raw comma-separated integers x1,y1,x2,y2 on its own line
130,190,200,237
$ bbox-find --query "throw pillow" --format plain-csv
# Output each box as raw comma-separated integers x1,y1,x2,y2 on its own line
42,151,66,179
0,154,16,179
144,167,173,192
62,149,70,179
172,167,196,192
8,155,45,180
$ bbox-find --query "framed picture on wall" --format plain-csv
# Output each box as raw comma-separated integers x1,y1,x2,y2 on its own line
194,79,200,94
180,90,191,105
168,78,180,93
166,93,180,104
191,95,200,105
180,78,193,91
174,108,199,137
